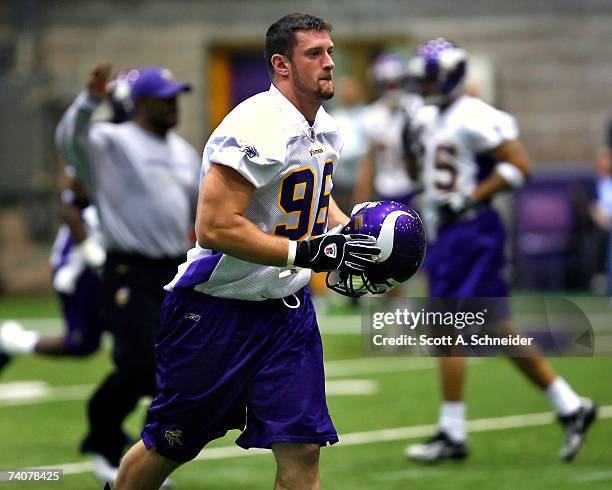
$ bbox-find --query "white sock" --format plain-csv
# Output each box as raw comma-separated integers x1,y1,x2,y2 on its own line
546,377,581,416
0,321,39,355
439,401,467,442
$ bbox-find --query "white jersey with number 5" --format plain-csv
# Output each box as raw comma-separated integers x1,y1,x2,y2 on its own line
416,95,518,208
165,84,343,300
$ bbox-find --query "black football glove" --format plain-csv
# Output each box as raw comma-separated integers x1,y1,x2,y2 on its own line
294,231,381,275
436,193,478,229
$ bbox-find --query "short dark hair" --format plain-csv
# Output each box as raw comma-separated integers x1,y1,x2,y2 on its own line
264,13,333,77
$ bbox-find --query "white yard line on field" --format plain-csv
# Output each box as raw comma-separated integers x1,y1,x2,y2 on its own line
0,381,93,407
574,471,612,483
29,404,612,476
0,377,380,408
369,468,444,482
0,316,366,336
0,357,437,407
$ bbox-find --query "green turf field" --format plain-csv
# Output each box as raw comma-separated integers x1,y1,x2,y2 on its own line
0,294,611,489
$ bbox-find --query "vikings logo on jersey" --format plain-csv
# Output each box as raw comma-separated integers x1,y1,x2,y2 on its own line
239,145,259,158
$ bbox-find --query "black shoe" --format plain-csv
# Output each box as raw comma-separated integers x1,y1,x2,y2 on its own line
0,352,11,374
405,431,469,463
559,398,597,461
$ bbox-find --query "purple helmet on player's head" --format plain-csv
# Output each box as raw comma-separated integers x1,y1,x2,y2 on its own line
370,52,408,94
327,201,426,298
407,38,467,106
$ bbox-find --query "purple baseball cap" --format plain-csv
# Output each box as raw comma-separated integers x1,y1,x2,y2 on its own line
130,67,191,101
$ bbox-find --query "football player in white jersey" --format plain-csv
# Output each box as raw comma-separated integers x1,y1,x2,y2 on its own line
354,52,423,206
352,53,423,305
113,14,380,490
403,39,596,463
0,171,105,361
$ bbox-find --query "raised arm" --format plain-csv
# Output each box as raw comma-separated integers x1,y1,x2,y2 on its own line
54,61,111,192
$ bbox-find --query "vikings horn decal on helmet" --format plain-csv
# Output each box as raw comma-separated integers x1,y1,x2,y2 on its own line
327,201,426,298
407,38,467,106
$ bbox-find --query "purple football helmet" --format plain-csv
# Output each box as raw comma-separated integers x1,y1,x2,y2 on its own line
327,201,426,297
370,52,408,93
407,38,467,105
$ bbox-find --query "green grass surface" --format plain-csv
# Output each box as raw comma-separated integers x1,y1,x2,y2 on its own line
0,294,610,489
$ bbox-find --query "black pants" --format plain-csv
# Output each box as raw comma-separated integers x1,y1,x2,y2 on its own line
81,252,181,466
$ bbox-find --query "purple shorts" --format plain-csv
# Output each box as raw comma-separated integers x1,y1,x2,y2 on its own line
425,208,510,320
56,268,103,355
142,287,338,462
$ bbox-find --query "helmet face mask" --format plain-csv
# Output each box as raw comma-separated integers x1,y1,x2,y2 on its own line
326,270,392,298
407,38,467,106
326,201,426,298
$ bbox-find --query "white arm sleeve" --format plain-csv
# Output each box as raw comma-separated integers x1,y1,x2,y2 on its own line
466,104,519,154
359,105,380,146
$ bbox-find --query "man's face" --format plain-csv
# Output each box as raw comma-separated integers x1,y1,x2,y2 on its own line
288,29,335,101
141,95,179,133
417,79,440,99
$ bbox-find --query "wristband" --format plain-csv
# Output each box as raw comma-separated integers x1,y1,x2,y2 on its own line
495,162,526,188
286,240,297,266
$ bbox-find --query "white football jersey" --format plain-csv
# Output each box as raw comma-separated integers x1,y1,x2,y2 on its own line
415,95,518,213
165,84,343,300
361,93,422,197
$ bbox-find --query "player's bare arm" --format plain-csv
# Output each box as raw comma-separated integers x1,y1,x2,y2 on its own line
197,164,379,273
352,147,375,203
87,60,113,99
197,163,290,266
327,195,350,228
402,118,422,182
404,151,420,182
471,139,531,202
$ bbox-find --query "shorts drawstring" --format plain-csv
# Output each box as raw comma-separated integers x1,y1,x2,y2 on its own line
282,293,301,309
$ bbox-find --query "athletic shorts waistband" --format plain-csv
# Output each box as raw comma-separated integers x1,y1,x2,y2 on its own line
172,286,310,311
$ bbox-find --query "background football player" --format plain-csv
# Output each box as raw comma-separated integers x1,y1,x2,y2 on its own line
0,171,105,361
403,38,597,463
352,52,424,306
0,75,135,363
353,52,422,207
